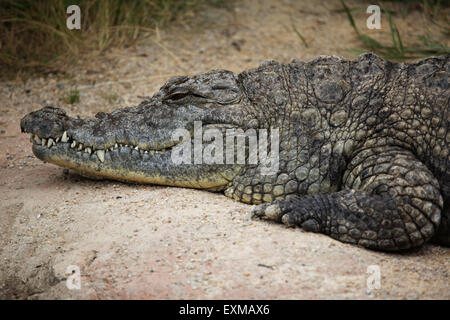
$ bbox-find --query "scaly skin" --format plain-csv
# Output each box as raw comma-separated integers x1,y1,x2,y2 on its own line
21,53,449,251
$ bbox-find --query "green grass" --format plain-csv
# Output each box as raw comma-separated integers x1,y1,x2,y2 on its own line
0,0,228,77
103,91,119,104
63,88,80,104
340,0,450,60
291,15,309,48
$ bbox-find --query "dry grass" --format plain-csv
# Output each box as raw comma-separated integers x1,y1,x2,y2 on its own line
339,0,449,60
0,0,228,78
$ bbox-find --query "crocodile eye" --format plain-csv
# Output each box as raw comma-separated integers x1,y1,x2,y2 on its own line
164,86,209,102
168,93,189,101
164,86,190,101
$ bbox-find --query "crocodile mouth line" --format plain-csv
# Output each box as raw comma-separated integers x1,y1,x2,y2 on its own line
28,131,176,163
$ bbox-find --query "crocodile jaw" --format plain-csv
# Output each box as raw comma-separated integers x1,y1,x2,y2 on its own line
29,137,237,188
21,105,242,189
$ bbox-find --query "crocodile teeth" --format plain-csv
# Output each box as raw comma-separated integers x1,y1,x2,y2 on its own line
47,138,55,148
96,150,105,163
71,141,77,148
114,143,118,149
85,147,92,154
42,138,47,147
56,137,60,143
61,131,69,143
134,146,139,150
78,143,83,151
34,135,42,144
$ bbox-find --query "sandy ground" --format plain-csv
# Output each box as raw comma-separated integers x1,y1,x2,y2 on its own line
0,0,449,299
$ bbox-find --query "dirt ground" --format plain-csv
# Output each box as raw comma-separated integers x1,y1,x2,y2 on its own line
0,0,449,299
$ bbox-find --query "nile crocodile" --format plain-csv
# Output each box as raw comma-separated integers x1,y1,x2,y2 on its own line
21,53,449,251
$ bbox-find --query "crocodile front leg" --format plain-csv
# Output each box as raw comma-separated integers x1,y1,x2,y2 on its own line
251,147,443,251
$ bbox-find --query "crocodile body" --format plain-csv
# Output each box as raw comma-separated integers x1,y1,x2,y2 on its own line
21,53,449,251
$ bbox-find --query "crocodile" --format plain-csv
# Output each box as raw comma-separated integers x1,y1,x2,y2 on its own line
21,53,449,251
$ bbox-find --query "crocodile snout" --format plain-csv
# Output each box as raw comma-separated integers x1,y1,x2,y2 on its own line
21,106,69,138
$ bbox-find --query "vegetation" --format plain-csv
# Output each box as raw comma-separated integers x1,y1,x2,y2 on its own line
103,91,119,104
63,88,80,104
340,0,450,60
0,0,227,76
2,0,448,77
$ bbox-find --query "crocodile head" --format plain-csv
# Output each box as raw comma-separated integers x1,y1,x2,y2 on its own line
21,70,256,190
